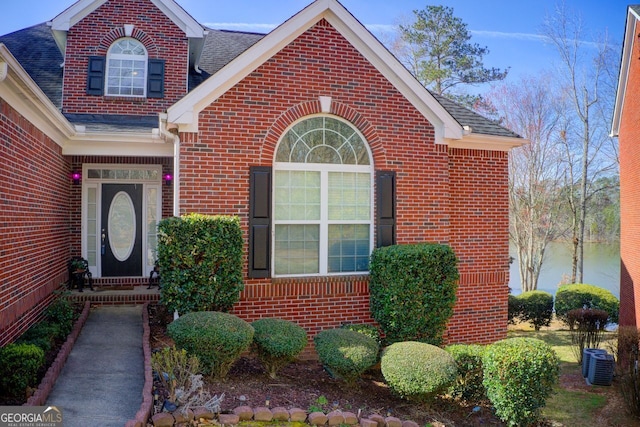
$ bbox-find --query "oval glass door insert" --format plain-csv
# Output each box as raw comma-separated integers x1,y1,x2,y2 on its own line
108,191,136,261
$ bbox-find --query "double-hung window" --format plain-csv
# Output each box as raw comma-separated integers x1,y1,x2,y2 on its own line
273,116,373,276
106,38,147,97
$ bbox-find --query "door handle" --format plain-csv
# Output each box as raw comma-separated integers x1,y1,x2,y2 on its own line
101,229,106,255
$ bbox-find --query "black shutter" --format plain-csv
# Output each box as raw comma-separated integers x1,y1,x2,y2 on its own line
147,59,165,98
376,170,396,248
248,166,272,278
86,56,105,96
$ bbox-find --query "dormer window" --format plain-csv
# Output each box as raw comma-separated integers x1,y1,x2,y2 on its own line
106,38,147,97
86,39,165,99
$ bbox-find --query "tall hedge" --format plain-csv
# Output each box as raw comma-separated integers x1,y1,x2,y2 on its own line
158,213,243,314
369,243,458,345
555,284,619,328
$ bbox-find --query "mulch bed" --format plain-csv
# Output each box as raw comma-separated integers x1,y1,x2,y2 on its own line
148,304,503,426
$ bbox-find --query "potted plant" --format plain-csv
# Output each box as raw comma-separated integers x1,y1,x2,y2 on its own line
70,259,86,273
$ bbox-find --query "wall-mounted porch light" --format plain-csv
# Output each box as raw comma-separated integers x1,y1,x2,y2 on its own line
72,171,81,185
163,173,173,186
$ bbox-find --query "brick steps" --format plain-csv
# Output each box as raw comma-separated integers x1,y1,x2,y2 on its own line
68,285,160,305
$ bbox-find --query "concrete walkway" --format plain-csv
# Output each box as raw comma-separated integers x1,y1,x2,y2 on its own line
46,305,144,427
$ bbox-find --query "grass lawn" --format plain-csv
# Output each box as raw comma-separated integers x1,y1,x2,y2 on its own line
508,324,634,426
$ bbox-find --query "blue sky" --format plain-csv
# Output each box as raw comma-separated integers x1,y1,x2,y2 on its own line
0,0,630,89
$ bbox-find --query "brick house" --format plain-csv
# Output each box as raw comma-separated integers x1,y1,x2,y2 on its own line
612,5,640,329
0,0,524,346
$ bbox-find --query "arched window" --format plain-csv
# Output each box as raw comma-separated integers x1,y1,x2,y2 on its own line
273,116,373,276
106,38,147,97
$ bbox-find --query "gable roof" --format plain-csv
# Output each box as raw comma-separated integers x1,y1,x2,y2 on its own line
611,5,640,136
48,0,207,67
167,0,521,149
0,0,522,151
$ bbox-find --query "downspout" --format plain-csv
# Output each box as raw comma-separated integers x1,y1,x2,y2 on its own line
159,113,180,217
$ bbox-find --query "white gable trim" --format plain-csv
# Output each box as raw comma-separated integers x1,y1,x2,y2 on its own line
167,0,463,141
49,0,205,55
0,45,74,146
50,0,204,37
611,7,639,137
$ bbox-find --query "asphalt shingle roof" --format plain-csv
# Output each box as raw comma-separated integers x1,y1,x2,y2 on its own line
0,23,64,108
0,20,520,140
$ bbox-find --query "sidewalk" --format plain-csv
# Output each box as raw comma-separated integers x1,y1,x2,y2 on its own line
46,305,144,427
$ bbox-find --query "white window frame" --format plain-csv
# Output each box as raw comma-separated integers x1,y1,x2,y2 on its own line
272,115,374,277
105,38,148,98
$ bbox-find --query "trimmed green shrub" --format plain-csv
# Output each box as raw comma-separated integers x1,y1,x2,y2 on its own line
158,213,244,314
0,343,45,398
45,296,76,338
314,328,378,384
507,294,522,325
381,341,457,401
482,337,559,426
341,323,381,346
445,344,486,402
167,311,254,379
16,322,61,353
555,284,619,328
518,290,554,331
369,243,459,345
252,318,308,378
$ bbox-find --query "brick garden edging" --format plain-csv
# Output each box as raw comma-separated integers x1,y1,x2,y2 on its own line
126,302,154,427
149,405,421,427
24,301,91,407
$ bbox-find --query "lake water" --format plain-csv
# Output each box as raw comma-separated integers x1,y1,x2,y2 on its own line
509,241,620,298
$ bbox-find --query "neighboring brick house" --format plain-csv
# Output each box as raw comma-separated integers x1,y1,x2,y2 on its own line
612,5,640,330
0,0,524,346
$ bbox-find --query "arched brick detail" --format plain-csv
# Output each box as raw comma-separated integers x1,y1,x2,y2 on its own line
97,28,159,57
260,100,387,166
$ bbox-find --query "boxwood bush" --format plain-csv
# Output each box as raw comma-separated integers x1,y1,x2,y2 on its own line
313,328,378,384
517,290,554,331
16,322,61,353
0,343,45,398
168,311,254,379
482,337,559,426
381,341,457,401
341,323,381,346
252,318,308,378
555,284,619,328
445,344,486,402
369,243,458,345
45,296,77,338
158,213,244,314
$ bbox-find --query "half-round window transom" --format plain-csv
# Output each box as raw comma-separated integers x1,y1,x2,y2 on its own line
276,117,370,165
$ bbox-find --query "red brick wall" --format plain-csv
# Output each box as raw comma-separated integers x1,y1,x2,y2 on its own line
447,148,510,343
179,20,509,344
0,100,70,346
619,25,640,328
61,0,189,115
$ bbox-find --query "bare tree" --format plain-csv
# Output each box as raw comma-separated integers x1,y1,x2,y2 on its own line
542,3,618,283
484,75,565,292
